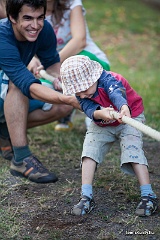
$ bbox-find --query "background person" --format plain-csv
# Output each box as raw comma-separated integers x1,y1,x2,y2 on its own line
0,0,6,19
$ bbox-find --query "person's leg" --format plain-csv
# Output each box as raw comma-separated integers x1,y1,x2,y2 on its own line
71,157,96,216
82,157,96,185
0,119,13,160
132,163,156,197
132,163,157,198
1,97,73,160
0,126,13,160
131,163,150,186
27,103,73,128
27,79,73,129
119,113,158,216
81,157,96,198
4,83,28,147
0,71,13,160
4,83,58,183
132,163,158,216
71,123,115,216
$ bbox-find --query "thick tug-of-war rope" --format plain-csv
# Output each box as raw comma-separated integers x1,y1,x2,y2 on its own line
40,70,56,83
39,70,62,88
110,111,160,142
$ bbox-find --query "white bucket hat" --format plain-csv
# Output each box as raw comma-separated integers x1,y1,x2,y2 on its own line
60,55,103,95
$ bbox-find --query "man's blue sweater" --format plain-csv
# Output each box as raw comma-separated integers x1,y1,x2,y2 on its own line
0,19,60,98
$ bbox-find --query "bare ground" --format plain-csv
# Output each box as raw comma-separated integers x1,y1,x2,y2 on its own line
0,2,159,240
0,116,160,240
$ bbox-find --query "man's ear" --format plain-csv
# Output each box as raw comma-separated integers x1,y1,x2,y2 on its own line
9,15,16,24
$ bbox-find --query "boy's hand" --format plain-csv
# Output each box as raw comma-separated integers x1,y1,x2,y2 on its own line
118,104,131,123
94,107,115,121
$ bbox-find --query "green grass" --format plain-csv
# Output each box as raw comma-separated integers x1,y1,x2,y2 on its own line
0,1,160,239
83,0,160,129
84,0,160,34
0,169,20,239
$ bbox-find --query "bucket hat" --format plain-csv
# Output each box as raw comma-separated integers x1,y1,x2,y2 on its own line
60,55,103,95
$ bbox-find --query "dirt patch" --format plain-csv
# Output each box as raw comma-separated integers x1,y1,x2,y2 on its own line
0,129,160,240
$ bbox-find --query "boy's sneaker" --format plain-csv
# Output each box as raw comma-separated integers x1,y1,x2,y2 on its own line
71,195,95,216
10,155,58,184
0,136,13,161
135,195,158,217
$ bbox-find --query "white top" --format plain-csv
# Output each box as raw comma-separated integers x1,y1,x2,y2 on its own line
46,0,109,63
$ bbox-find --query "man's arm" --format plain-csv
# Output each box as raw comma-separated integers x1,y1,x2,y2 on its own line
30,83,81,110
46,62,60,77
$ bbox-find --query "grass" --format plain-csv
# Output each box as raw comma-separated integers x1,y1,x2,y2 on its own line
83,0,160,128
0,1,160,239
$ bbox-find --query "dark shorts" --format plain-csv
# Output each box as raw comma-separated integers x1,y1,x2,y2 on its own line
0,70,45,123
0,97,44,123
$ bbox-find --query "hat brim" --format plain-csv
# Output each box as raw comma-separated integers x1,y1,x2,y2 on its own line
62,60,103,95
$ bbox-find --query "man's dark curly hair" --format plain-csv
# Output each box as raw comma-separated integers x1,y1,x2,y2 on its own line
6,0,46,21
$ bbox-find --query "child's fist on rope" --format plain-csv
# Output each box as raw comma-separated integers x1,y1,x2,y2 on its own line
93,107,115,122
118,104,131,124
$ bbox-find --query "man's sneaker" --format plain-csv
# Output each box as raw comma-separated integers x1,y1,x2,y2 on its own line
10,155,58,184
54,109,76,132
0,136,13,161
54,121,73,131
135,195,158,217
71,195,95,216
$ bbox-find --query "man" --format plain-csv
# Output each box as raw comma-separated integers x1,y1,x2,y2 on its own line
0,0,79,184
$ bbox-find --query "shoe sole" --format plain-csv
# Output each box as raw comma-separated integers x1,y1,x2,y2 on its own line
71,204,95,216
54,122,73,132
135,205,158,217
10,169,58,184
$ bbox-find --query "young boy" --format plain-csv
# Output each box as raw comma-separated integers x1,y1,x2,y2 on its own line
60,55,158,217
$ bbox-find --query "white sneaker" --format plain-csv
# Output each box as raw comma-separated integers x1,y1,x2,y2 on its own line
54,122,73,131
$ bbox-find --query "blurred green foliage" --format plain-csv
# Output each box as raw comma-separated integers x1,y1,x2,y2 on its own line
83,0,160,128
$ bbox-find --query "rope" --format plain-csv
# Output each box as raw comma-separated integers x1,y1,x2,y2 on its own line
110,111,160,141
40,70,62,88
39,70,56,83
